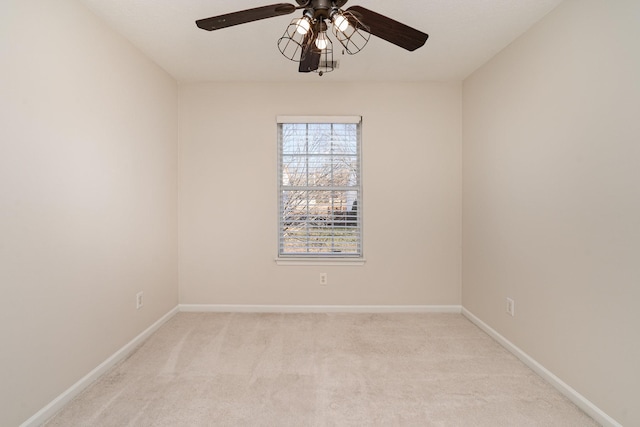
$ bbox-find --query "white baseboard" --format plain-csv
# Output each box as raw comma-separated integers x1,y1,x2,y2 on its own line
21,306,179,427
461,308,622,427
179,304,462,314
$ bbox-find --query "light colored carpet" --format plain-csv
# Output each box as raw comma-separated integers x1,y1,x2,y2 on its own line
45,313,598,426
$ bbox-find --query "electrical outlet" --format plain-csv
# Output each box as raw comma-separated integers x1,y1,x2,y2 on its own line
320,273,328,286
506,297,515,316
136,291,144,310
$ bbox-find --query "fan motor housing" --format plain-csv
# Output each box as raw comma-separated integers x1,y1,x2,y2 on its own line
297,0,347,7
306,0,348,19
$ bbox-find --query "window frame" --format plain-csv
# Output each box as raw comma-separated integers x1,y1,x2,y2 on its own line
276,115,365,265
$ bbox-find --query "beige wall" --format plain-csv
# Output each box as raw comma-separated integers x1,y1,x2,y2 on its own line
0,1,179,425
462,1,640,425
179,82,462,306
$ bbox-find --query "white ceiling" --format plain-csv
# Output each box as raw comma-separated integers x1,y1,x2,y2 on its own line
80,0,563,83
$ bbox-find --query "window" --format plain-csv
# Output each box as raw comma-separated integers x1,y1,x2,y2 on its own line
277,116,362,260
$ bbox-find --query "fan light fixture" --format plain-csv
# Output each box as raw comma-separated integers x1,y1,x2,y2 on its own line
295,15,311,35
333,13,349,32
278,18,314,63
277,4,369,75
315,30,328,50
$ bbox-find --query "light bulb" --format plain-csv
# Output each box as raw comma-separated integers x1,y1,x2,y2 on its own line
315,32,328,50
296,17,310,35
333,14,349,32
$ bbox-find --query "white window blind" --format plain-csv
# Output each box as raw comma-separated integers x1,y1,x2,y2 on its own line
277,116,362,258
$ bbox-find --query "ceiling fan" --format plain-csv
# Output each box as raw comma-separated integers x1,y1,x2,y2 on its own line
196,0,429,75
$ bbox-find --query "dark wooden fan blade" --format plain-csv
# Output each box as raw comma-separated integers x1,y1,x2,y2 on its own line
299,46,321,72
196,3,296,31
346,6,428,51
299,32,320,72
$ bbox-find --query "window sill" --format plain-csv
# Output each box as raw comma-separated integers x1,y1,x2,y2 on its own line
275,257,366,266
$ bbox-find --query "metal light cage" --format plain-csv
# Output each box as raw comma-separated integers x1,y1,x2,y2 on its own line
315,33,334,75
278,18,315,62
331,11,370,55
